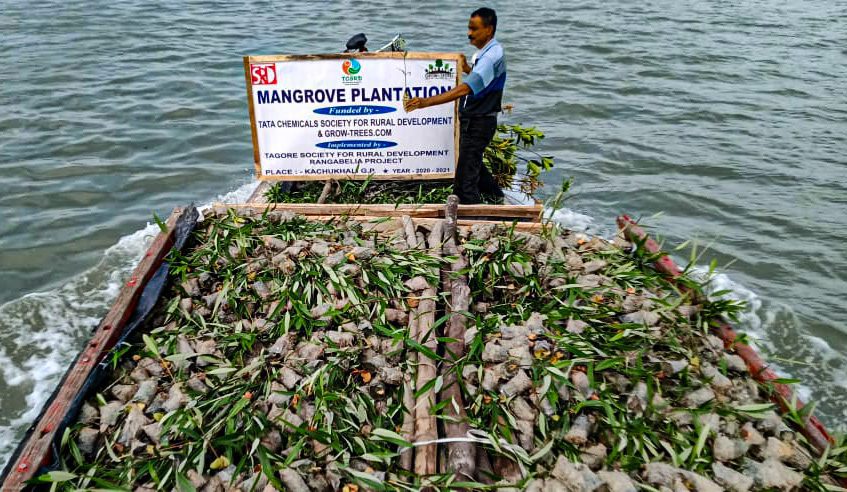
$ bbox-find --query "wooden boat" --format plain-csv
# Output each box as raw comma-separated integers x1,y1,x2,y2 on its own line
0,188,544,490
1,187,841,490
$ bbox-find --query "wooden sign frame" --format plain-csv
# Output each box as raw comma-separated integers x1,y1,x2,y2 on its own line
243,52,462,182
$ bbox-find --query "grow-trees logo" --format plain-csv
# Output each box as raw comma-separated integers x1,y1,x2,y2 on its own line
425,59,454,80
342,59,363,85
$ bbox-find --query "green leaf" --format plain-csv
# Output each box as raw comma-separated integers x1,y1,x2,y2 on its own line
450,482,490,489
691,423,710,463
206,366,237,376
529,439,554,462
595,357,623,372
322,263,339,284
340,466,386,490
406,338,440,362
176,473,197,492
462,243,485,252
153,212,169,233
433,375,444,394
227,396,251,420
143,334,159,357
258,447,285,489
822,485,847,492
734,403,775,413
37,471,77,483
360,453,393,464
165,352,195,363
370,428,412,448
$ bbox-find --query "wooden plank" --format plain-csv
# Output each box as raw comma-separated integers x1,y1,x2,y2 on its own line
1,209,187,491
219,202,543,220
246,51,462,63
292,215,544,232
224,202,442,218
247,181,272,204
457,204,541,220
257,173,455,183
242,57,262,180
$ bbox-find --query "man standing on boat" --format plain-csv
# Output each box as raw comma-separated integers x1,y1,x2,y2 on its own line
405,7,506,204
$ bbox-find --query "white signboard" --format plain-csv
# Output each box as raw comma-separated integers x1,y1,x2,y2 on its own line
244,52,461,181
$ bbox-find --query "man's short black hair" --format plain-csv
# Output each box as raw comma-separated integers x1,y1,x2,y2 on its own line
471,7,497,34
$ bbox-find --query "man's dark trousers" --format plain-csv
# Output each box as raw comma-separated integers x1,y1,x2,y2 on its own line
455,115,504,204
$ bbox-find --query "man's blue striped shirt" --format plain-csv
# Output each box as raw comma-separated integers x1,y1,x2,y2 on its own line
461,38,506,116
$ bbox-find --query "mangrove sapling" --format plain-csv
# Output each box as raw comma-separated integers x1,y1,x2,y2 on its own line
449,223,847,490
39,207,847,491
49,209,451,491
482,124,555,197
265,179,456,206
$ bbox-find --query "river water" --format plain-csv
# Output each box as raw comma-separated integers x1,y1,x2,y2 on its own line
1,0,845,466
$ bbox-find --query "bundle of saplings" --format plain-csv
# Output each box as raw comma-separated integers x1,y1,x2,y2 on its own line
264,178,456,206
436,223,847,491
47,209,458,491
40,207,846,491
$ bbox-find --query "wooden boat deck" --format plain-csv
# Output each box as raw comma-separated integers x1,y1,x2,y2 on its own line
0,198,544,489
3,196,842,489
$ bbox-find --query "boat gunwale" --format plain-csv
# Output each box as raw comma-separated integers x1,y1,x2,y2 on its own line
1,207,196,490
617,214,842,483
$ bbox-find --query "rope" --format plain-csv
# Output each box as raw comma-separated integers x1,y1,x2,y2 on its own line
396,429,533,475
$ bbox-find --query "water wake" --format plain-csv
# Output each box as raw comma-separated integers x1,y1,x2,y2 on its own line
0,181,259,468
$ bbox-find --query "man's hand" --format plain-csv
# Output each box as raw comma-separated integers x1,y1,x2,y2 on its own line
405,83,470,112
404,97,427,113
459,53,471,74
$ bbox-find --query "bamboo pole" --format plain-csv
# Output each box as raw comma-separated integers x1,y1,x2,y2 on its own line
438,236,452,477
400,306,419,472
413,220,443,476
475,448,496,485
316,180,333,204
439,196,476,480
444,195,460,244
401,218,423,471
213,206,546,233
402,215,418,249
